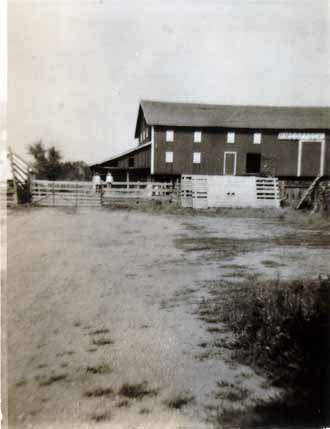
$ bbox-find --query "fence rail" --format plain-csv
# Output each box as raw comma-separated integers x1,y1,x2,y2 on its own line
31,180,177,206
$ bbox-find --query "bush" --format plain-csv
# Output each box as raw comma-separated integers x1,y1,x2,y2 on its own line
221,277,330,418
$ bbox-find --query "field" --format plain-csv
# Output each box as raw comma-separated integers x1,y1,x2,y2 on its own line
6,206,330,428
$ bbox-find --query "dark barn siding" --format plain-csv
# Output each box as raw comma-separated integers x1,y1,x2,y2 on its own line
154,126,329,178
94,146,151,181
112,146,151,170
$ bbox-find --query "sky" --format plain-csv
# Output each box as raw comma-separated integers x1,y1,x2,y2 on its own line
8,0,330,165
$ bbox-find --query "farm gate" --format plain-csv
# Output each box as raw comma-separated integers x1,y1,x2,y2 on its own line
31,180,177,207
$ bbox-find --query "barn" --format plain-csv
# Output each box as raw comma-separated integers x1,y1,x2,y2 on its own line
91,100,330,185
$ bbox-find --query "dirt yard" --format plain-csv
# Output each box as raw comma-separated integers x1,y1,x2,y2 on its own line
5,206,330,428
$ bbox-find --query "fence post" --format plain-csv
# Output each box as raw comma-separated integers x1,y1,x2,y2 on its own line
76,182,78,207
52,181,55,206
8,146,18,204
100,185,103,206
29,173,35,204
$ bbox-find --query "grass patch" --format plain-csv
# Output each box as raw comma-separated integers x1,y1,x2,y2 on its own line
118,382,158,400
92,337,113,346
116,399,130,408
37,364,47,369
139,408,151,415
216,406,244,427
15,378,27,387
207,327,228,334
216,383,250,402
90,411,112,422
175,236,266,261
219,276,330,424
261,260,286,268
84,386,114,398
36,373,67,386
216,396,328,428
86,362,112,374
89,328,110,335
56,350,75,357
165,392,194,409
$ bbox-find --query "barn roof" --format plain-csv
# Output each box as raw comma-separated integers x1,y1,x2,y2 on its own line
90,141,151,167
137,100,330,134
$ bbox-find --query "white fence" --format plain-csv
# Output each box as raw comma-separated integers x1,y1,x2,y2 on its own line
102,182,175,205
181,175,280,209
31,180,177,206
30,177,280,209
32,180,101,206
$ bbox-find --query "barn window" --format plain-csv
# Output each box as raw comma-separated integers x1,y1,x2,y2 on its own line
227,132,235,143
253,132,262,144
165,151,173,163
129,156,135,167
246,153,261,173
166,130,174,142
193,152,201,164
194,131,202,143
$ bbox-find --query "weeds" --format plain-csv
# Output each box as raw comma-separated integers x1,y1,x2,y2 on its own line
216,406,243,427
56,350,75,357
37,364,47,369
116,399,130,408
84,386,114,398
15,379,27,387
165,392,194,409
219,276,330,422
261,260,285,268
36,373,67,386
89,328,110,335
216,384,249,402
92,337,113,346
118,382,158,400
139,408,151,415
90,411,111,422
86,362,112,374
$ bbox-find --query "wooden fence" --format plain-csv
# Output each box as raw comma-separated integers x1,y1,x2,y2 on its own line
102,182,176,205
31,180,177,207
32,180,101,206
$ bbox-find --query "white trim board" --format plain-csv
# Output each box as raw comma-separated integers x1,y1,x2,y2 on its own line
151,126,155,174
279,132,325,141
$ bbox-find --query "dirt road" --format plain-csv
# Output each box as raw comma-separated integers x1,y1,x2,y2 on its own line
6,207,330,428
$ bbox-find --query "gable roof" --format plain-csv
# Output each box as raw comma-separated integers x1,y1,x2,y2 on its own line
137,100,330,133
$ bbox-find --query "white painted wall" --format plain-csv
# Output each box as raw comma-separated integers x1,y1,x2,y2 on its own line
181,175,280,209
208,176,257,208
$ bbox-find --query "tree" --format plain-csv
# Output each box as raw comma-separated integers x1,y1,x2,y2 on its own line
28,141,63,180
61,161,93,181
27,141,92,181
